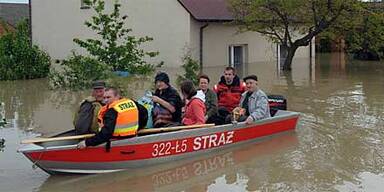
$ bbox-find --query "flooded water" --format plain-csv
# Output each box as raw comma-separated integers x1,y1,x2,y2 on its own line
1,53,384,192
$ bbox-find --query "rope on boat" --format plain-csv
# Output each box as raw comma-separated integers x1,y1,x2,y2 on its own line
32,146,46,170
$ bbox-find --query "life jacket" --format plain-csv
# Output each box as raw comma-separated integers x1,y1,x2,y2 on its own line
73,96,102,133
97,105,109,128
213,76,246,112
99,98,139,137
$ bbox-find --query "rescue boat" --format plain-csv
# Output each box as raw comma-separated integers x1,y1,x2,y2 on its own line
18,110,299,174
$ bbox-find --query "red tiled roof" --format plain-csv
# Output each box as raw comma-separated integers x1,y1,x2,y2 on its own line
178,0,233,22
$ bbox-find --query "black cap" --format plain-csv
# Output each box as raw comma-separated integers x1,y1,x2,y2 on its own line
243,75,258,82
92,80,106,89
154,72,170,85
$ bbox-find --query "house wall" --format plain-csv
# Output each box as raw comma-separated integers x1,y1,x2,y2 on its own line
202,23,314,67
31,0,191,67
31,0,314,69
189,17,203,62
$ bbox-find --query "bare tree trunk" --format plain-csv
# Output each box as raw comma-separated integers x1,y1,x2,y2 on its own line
283,46,298,71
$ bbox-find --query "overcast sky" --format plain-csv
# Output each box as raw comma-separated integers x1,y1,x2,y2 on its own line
0,0,28,3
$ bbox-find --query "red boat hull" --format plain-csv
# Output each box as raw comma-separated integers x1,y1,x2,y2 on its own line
19,111,299,174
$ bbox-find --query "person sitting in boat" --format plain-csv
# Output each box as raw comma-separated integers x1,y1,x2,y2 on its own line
73,80,106,135
180,80,206,125
213,67,246,124
151,72,183,127
234,75,270,124
77,87,148,149
198,74,218,123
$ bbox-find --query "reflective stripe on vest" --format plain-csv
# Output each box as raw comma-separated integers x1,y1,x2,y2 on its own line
110,98,139,137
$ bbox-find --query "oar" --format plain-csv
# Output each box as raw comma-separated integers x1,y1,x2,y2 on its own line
21,134,95,144
137,123,215,135
21,123,215,144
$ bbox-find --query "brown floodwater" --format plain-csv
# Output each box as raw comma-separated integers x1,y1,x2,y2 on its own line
1,53,384,192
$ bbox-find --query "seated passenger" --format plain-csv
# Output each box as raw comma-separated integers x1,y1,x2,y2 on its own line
77,87,148,148
236,75,270,124
73,80,106,135
198,74,218,123
151,72,183,127
213,67,246,125
214,67,246,112
180,80,206,125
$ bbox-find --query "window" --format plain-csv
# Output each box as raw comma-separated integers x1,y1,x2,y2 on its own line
229,45,247,77
229,45,243,67
80,0,90,9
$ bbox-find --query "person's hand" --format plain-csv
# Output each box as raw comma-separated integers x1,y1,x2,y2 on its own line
151,96,160,103
77,140,87,149
245,116,254,125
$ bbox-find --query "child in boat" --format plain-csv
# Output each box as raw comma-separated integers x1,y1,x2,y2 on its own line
180,80,206,125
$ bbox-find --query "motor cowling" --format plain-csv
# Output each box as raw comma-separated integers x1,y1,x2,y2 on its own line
268,95,287,116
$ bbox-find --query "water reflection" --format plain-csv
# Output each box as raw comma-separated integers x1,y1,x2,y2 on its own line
37,133,298,192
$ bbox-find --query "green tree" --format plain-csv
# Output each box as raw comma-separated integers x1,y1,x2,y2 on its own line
229,0,363,70
0,20,50,80
344,3,384,59
177,54,200,86
74,0,159,75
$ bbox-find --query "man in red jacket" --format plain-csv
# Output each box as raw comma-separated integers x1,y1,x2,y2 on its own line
213,67,246,124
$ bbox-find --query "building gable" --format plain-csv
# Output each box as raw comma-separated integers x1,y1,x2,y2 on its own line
178,0,233,22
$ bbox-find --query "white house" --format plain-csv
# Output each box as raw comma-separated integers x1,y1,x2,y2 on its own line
30,0,314,74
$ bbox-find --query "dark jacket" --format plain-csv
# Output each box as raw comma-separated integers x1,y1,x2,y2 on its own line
85,101,147,146
204,88,218,119
74,96,103,135
153,86,182,126
214,75,246,112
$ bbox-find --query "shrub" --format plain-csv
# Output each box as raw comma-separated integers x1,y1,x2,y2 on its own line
49,53,111,89
177,54,200,86
0,20,50,80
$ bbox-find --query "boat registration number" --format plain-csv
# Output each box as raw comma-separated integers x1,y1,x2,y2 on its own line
152,140,188,157
151,131,235,157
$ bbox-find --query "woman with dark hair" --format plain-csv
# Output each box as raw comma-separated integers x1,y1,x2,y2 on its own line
180,80,206,125
198,74,218,123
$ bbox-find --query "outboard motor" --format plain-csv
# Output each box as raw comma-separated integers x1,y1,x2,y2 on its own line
268,95,287,116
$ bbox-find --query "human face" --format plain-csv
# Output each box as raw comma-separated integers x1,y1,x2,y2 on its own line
224,70,235,85
199,78,209,92
155,81,168,91
92,88,105,102
245,79,258,92
103,90,119,105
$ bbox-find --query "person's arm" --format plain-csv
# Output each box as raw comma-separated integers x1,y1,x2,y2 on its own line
134,101,148,129
85,109,117,146
249,95,269,121
152,96,175,113
74,102,94,135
